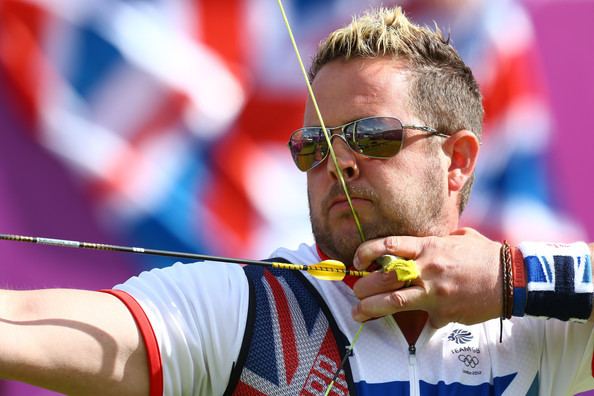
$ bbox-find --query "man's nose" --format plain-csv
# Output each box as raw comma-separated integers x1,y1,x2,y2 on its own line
326,134,360,180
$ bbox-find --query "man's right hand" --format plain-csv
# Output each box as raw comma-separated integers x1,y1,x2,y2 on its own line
350,228,503,328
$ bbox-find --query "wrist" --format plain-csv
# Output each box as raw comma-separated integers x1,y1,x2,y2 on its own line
511,246,526,317
517,241,592,322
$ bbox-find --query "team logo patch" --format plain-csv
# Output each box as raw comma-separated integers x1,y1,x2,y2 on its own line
448,329,473,344
458,354,480,368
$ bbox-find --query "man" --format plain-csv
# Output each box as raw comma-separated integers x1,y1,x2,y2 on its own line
0,7,592,395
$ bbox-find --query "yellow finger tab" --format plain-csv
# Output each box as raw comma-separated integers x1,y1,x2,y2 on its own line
377,254,419,281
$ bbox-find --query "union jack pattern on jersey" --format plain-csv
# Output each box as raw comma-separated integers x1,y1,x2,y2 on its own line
226,265,354,395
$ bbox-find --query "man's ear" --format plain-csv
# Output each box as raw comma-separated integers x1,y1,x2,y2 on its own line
443,130,480,193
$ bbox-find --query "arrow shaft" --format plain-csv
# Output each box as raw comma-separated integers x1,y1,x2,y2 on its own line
0,234,255,264
0,233,368,278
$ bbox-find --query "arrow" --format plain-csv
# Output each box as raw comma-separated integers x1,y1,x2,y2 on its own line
0,233,370,281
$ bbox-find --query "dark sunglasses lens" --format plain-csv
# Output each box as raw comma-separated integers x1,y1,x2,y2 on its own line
354,117,403,157
289,129,328,171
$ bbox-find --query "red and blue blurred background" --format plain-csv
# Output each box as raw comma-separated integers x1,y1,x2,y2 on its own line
0,0,593,394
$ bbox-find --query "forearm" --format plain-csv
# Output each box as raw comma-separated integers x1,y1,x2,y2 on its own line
0,289,149,396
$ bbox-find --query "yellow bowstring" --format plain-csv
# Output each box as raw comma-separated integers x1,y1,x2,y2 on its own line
276,1,367,393
276,0,366,244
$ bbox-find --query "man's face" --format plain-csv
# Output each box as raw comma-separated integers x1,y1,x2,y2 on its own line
306,57,449,265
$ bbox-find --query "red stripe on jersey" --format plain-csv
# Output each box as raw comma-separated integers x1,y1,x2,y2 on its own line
264,270,298,384
234,381,268,396
101,289,163,396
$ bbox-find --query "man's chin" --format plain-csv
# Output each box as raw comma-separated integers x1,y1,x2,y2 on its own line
313,216,405,264
315,234,360,266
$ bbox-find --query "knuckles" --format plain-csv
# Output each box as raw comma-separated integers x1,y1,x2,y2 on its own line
388,290,408,309
422,259,446,277
383,236,399,252
432,281,454,299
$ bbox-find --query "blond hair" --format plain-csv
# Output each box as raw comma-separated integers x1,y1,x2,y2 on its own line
309,7,483,212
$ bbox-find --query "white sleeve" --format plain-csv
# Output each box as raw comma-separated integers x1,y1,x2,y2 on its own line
540,320,594,395
113,261,250,396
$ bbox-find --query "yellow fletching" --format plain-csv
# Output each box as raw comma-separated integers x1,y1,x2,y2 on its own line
306,260,347,281
377,254,419,281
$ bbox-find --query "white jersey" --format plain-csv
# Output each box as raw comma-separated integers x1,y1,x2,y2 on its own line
112,243,594,395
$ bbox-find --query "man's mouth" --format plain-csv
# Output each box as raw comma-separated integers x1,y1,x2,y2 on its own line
329,196,372,211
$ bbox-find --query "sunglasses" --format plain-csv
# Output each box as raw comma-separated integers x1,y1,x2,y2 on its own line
287,116,449,172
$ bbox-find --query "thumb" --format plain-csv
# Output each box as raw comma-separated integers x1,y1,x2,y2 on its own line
382,235,434,259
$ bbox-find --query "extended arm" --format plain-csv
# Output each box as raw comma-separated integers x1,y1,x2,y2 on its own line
0,289,148,396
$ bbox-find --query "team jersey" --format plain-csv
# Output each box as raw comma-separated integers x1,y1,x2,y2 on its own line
110,243,594,395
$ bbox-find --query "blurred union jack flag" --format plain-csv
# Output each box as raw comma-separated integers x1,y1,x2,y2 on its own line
0,0,582,270
0,0,340,268
0,0,249,265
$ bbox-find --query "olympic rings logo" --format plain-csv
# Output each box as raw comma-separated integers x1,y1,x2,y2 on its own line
458,354,479,368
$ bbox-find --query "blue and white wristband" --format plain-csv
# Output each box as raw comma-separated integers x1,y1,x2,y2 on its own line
519,241,593,322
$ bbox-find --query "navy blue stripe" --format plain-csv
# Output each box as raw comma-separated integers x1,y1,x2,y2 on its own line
243,266,279,385
512,287,526,317
354,373,515,396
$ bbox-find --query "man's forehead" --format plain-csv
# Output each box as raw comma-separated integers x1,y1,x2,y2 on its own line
303,57,411,126
312,57,409,87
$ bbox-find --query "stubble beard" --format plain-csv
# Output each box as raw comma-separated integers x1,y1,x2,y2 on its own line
309,168,446,267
